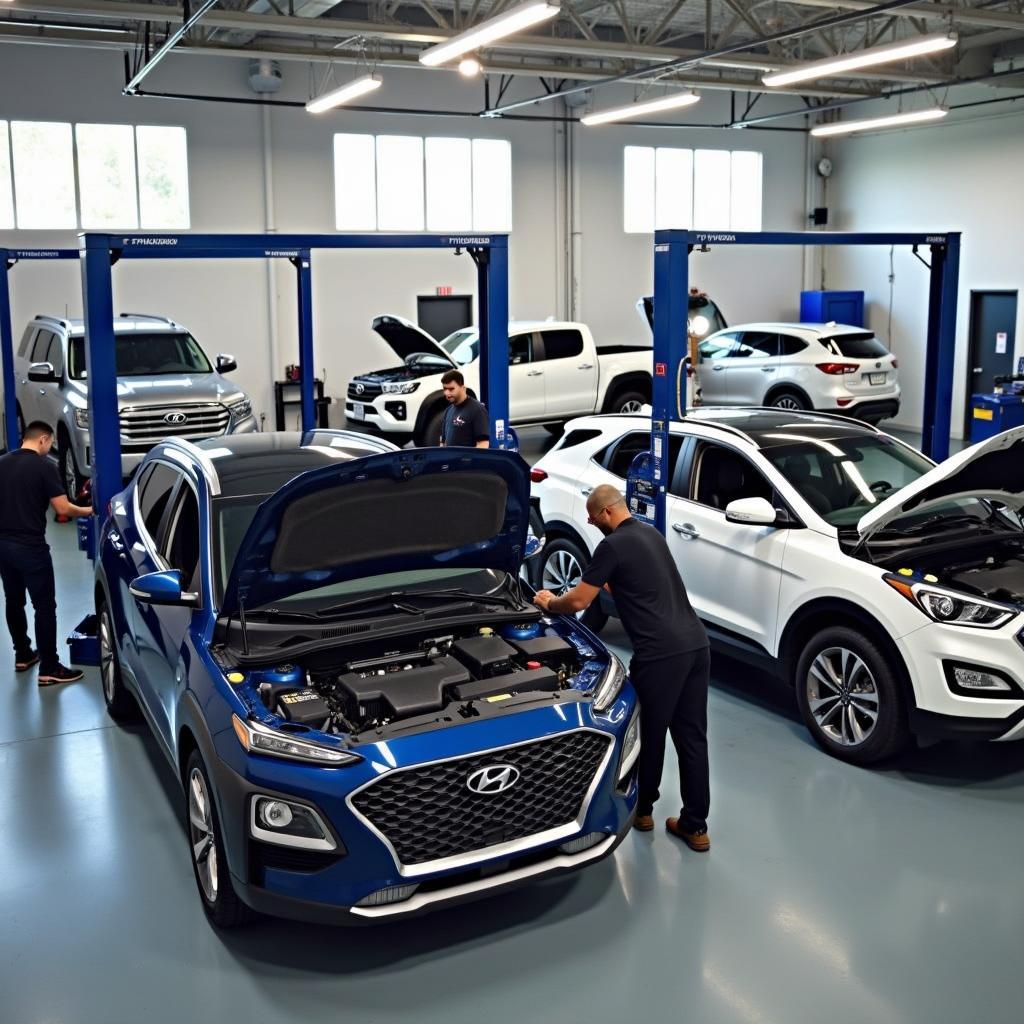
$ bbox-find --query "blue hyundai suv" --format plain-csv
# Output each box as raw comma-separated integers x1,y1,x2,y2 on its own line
94,430,640,926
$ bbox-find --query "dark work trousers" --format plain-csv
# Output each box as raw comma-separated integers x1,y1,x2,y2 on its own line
0,539,58,672
630,646,711,831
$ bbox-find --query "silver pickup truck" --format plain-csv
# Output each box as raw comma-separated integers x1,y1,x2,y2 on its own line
15,313,258,497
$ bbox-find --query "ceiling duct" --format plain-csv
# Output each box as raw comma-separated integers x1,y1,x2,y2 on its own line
248,57,282,93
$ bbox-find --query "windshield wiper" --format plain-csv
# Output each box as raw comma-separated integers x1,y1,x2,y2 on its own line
305,586,523,620
889,513,983,536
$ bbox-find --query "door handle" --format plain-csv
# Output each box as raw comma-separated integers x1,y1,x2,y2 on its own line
20,378,28,385
712,364,725,372
527,370,543,377
973,367,983,374
761,367,776,373
577,363,594,370
38,389,47,396
672,522,700,539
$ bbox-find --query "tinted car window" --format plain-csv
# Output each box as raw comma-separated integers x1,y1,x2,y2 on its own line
509,333,532,366
30,330,55,364
734,331,778,359
780,334,809,356
138,462,180,541
820,333,889,359
162,484,201,588
18,327,37,359
691,442,774,510
45,334,65,376
603,431,683,480
68,331,212,380
699,334,738,361
540,329,584,361
559,429,602,450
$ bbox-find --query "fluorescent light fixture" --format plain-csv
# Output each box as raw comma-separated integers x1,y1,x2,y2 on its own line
305,73,381,114
581,91,700,127
810,107,948,137
764,33,957,87
418,1,560,67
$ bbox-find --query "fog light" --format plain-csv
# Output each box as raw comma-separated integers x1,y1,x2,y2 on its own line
559,833,606,855
355,884,419,907
943,661,1021,699
250,796,338,851
952,667,1012,692
259,800,294,829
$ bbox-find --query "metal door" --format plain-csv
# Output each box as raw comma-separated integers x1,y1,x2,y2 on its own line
965,291,1017,433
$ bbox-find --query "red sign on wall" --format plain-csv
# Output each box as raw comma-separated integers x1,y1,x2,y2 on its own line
436,286,454,296
655,362,667,376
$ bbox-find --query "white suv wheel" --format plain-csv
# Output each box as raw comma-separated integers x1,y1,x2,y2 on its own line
807,647,880,746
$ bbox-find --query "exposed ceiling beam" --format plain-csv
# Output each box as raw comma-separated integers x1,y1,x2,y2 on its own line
780,0,1024,33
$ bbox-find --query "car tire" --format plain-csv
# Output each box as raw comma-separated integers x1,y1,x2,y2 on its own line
98,600,139,722
794,625,909,765
417,406,446,447
185,750,256,929
609,390,648,415
58,436,86,500
766,389,809,412
539,536,608,633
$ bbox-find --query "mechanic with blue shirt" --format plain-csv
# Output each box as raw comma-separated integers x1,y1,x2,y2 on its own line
0,421,92,685
533,483,712,851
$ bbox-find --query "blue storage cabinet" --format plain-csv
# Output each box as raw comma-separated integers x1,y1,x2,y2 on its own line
800,290,865,327
970,393,1024,443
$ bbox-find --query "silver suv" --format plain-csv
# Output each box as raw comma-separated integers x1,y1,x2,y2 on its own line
15,313,257,496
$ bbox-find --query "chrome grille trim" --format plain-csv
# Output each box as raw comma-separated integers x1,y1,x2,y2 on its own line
119,403,230,441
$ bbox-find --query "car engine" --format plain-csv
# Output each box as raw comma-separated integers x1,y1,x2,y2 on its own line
254,625,585,736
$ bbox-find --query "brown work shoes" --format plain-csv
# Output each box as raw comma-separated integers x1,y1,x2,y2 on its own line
633,814,655,832
666,818,711,852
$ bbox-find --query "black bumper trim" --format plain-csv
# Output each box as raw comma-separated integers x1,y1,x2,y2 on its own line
909,706,1024,741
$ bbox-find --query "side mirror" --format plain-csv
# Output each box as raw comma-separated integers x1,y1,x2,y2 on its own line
524,534,546,560
28,361,58,383
725,497,779,527
216,354,238,373
129,570,199,607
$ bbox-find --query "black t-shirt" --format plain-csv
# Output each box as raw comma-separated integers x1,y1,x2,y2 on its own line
0,449,64,547
441,396,489,447
582,517,708,661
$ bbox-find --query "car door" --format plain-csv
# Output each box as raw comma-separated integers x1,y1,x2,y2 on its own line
697,332,741,404
728,331,780,405
665,439,791,651
20,329,56,422
37,332,66,426
508,331,546,420
537,328,597,418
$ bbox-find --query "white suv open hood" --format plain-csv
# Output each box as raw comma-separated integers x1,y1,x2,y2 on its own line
857,425,1024,539
372,314,455,366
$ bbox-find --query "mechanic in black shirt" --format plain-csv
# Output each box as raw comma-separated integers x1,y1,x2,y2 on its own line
439,370,490,448
0,421,93,685
533,484,712,851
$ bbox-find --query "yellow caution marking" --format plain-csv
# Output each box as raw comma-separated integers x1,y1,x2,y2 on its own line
485,693,512,703
974,408,994,421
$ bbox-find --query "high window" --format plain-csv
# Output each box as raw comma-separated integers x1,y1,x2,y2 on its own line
0,121,190,230
623,146,763,233
334,134,512,232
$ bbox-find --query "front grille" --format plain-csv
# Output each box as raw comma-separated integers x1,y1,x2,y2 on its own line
348,381,383,400
120,403,230,442
351,730,611,867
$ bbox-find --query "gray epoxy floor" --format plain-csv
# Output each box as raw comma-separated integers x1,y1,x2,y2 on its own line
2,428,1021,1024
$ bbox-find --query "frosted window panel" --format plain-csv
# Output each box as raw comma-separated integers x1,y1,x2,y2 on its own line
693,149,731,230
11,121,76,229
730,150,763,230
76,123,138,229
471,139,511,231
334,134,377,230
376,136,425,231
654,147,693,230
136,126,190,228
0,123,13,230
623,146,655,233
426,138,472,231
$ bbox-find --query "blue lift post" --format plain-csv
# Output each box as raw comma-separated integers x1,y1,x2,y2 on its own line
0,248,80,451
646,229,962,534
79,232,510,533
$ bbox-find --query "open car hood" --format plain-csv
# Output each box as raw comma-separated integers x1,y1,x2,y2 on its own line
372,314,454,366
857,426,1024,539
220,448,530,616
636,294,727,337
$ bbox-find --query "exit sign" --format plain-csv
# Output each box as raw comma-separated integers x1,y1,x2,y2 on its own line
436,286,453,296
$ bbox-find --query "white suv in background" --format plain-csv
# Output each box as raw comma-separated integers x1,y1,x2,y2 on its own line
697,323,901,424
530,409,1024,764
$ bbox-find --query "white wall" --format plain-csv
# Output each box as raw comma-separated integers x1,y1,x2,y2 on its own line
823,97,1024,438
1,43,810,430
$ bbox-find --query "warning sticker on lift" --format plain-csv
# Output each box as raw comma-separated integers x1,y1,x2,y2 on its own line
655,363,667,376
974,408,994,421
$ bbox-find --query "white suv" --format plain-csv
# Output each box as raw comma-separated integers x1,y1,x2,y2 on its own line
697,323,901,424
531,409,1024,764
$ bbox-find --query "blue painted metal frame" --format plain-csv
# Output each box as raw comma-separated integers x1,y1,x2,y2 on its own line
648,229,962,533
0,248,80,451
78,232,510,531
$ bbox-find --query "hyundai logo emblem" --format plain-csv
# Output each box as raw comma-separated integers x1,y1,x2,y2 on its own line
163,412,187,425
466,764,520,796
355,383,365,395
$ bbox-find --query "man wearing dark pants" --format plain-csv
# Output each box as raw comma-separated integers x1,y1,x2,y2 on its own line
0,421,93,685
533,484,712,851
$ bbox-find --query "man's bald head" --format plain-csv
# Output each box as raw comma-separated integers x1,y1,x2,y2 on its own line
586,484,630,536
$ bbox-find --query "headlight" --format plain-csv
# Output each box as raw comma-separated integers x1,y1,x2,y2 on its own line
226,396,252,420
592,654,626,713
231,714,360,766
74,408,89,429
618,709,641,782
382,381,420,395
884,576,1017,629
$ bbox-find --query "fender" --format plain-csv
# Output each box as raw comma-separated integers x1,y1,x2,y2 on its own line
764,382,814,410
413,389,447,440
600,370,653,413
540,515,596,559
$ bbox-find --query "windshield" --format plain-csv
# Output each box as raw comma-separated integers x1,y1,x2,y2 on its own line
69,331,212,379
213,495,507,608
820,333,889,359
440,329,479,366
764,435,976,528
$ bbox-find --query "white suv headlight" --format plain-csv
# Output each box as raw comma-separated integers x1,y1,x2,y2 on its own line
382,381,420,395
592,654,626,713
232,714,360,766
885,576,1018,630
226,396,252,420
73,408,89,429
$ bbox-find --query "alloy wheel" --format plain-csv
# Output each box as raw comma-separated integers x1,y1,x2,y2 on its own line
619,399,644,414
188,768,219,904
99,611,115,703
773,395,803,411
64,453,77,500
543,549,583,594
806,646,880,747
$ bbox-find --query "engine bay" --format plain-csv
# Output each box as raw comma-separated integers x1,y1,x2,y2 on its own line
247,622,598,738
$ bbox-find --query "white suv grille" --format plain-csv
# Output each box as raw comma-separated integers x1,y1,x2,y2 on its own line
120,403,230,442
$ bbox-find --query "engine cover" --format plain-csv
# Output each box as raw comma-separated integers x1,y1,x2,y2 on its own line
337,655,471,719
